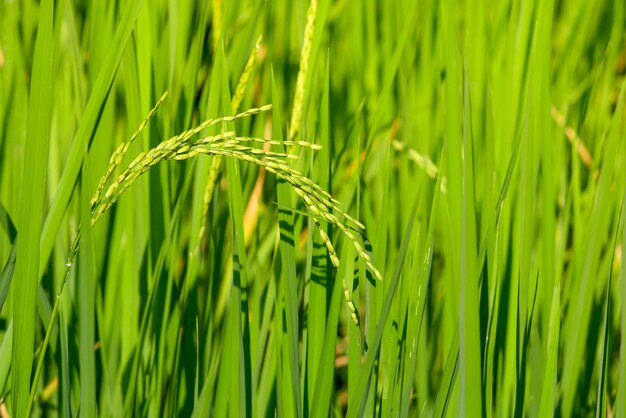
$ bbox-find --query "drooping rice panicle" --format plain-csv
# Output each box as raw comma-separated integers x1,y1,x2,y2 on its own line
91,107,269,219
198,146,380,280
550,105,594,167
91,121,382,285
311,217,360,325
178,104,272,142
221,136,323,150
392,139,448,193
92,131,237,223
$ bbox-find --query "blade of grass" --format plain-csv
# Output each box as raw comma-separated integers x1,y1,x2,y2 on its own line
11,0,54,415
0,196,17,314
433,329,460,418
0,245,16,315
0,202,16,243
221,43,253,418
460,37,482,418
0,320,13,398
306,51,331,412
616,190,626,414
121,183,190,415
561,78,626,418
363,1,419,154
401,151,444,418
272,67,303,418
27,227,79,416
537,278,560,418
346,194,420,418
79,160,97,418
174,33,225,417
310,237,353,418
38,0,142,281
595,201,621,418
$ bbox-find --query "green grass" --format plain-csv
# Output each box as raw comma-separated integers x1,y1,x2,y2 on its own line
0,0,625,417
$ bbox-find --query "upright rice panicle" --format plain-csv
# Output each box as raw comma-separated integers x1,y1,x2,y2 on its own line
288,0,317,141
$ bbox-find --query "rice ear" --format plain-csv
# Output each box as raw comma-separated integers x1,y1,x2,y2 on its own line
92,100,382,320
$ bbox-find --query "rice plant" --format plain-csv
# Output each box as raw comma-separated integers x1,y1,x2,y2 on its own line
1,0,625,417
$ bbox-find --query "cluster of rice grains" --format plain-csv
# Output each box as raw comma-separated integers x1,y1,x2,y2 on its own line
90,94,381,324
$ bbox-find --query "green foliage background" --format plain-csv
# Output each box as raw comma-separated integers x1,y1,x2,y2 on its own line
0,0,625,416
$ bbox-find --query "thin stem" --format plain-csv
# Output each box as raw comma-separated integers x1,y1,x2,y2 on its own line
26,226,81,416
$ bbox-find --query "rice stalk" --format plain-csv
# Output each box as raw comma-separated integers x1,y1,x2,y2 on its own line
26,225,80,417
